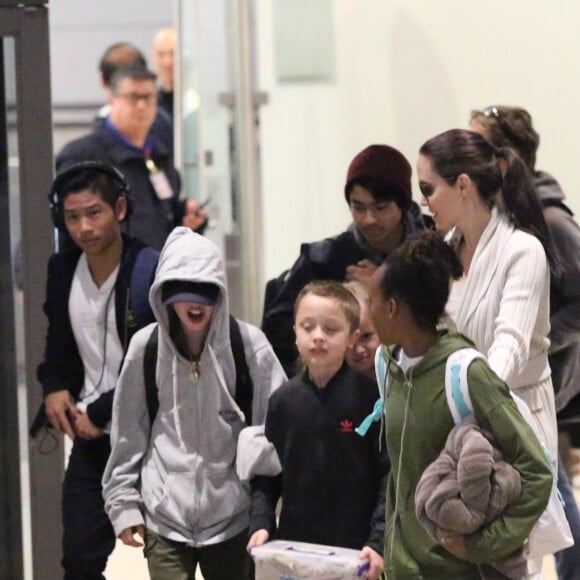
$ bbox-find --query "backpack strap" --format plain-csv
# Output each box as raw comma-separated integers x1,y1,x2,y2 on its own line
355,346,389,437
144,324,160,426
130,247,159,327
375,345,390,400
445,348,485,425
230,315,254,425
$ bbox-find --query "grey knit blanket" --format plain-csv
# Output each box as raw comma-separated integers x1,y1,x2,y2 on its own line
415,417,527,579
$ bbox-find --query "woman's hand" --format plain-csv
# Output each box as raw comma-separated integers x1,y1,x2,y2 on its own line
441,535,468,559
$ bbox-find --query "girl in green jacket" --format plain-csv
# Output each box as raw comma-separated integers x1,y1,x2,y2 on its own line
367,230,553,579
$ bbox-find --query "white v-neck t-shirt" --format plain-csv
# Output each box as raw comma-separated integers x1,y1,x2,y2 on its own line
398,349,424,373
69,254,122,413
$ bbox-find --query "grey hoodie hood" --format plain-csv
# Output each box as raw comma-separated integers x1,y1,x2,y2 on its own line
150,226,233,367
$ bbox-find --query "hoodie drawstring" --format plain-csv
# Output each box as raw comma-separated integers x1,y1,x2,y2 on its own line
172,355,188,452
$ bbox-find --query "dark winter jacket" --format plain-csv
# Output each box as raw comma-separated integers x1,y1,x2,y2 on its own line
250,363,389,555
33,236,158,432
534,172,580,419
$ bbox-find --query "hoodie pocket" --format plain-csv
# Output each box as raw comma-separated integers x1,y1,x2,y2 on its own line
148,472,200,533
198,466,249,529
148,468,249,535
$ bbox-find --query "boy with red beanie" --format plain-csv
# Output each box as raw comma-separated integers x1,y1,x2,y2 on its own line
262,144,430,375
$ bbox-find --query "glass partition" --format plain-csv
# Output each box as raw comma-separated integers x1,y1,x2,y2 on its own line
178,0,264,321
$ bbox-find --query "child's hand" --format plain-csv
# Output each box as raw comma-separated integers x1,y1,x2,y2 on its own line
73,411,104,439
246,529,269,552
119,525,145,547
45,390,78,440
358,546,384,580
441,535,468,559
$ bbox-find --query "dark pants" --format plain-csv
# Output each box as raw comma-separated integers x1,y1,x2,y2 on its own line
145,528,253,580
555,458,580,580
62,436,115,580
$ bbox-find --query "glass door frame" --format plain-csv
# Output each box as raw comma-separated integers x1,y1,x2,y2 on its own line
0,2,59,578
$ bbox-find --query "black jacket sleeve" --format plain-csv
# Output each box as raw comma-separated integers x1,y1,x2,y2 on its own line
86,391,115,429
249,388,285,536
249,473,282,536
36,253,83,398
366,472,388,554
365,413,390,555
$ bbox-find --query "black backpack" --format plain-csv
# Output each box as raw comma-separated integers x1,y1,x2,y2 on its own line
143,315,254,426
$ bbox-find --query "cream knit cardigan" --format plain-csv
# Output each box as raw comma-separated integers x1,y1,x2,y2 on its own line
445,208,557,457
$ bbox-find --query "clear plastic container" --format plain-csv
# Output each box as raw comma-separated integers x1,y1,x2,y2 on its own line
251,540,370,579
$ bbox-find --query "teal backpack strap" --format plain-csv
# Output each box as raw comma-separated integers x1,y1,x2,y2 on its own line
445,348,485,425
375,345,388,400
356,346,389,437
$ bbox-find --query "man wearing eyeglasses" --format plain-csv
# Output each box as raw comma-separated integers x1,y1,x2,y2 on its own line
262,144,431,375
94,42,174,161
57,64,206,251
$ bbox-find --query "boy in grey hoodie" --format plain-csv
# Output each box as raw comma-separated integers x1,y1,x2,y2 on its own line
102,227,286,579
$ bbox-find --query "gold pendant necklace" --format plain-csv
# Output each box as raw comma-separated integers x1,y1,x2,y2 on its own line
189,359,200,382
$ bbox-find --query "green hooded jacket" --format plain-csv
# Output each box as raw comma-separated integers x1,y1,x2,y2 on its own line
382,331,553,579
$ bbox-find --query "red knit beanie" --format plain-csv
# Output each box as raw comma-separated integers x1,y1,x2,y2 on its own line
344,144,412,211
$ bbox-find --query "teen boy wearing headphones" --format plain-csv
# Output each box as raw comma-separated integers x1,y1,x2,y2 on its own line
35,161,159,579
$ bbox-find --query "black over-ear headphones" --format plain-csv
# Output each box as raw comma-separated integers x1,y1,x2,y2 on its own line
48,160,133,230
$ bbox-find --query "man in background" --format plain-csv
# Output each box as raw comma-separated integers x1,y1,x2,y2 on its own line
96,41,173,158
152,28,176,120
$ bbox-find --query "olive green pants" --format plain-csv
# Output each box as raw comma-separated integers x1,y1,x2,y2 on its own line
144,528,252,580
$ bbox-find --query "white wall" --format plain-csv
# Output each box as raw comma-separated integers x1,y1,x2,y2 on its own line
257,0,580,282
46,1,580,291
49,0,173,104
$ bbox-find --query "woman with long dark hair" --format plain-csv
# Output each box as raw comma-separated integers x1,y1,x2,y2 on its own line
417,130,560,578
417,127,558,463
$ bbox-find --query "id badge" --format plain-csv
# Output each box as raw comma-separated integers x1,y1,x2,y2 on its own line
148,165,174,200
